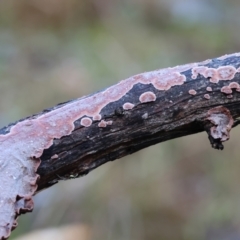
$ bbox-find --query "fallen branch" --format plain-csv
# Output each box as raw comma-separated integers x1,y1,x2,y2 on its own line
1,52,240,239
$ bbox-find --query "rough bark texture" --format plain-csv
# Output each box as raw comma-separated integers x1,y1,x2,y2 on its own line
1,52,240,239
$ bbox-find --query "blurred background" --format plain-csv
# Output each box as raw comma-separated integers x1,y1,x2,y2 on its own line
1,0,240,239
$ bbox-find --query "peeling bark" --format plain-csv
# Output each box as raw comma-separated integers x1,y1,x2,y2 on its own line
1,52,240,239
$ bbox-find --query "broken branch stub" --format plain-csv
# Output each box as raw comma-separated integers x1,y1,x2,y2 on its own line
205,106,234,150
2,52,240,239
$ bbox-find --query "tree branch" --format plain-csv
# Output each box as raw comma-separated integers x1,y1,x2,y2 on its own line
1,52,240,239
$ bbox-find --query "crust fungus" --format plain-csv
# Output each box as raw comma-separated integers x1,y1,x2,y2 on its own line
80,117,92,127
188,89,197,95
217,66,236,80
98,120,113,128
192,66,237,83
205,106,234,150
139,92,156,103
92,114,102,121
221,86,232,95
229,82,240,89
206,87,212,92
123,103,135,110
204,94,210,100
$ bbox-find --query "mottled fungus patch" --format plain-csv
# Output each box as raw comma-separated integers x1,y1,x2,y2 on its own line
204,94,210,100
192,66,208,79
192,66,237,83
188,89,197,95
217,66,236,80
227,95,233,99
80,117,92,127
206,87,212,92
139,92,156,103
152,72,186,91
221,86,232,94
123,103,135,110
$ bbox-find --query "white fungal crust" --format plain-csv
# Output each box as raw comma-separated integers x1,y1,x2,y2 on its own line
204,94,210,100
123,103,135,110
188,89,197,95
139,92,156,103
80,117,92,127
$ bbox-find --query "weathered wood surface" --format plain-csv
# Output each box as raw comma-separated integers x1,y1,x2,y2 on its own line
1,52,240,239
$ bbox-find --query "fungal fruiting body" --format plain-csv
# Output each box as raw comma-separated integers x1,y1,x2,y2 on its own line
80,117,92,127
123,103,134,110
221,86,232,94
188,89,197,95
98,120,113,128
204,94,210,100
206,87,212,92
139,92,156,103
192,66,238,83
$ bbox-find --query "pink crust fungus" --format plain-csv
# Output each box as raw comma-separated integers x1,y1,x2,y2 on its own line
191,66,237,83
188,89,197,95
98,120,113,128
204,94,210,100
92,114,102,121
80,117,92,127
218,66,236,80
206,87,212,92
229,82,240,89
221,86,232,94
139,91,156,103
123,102,135,110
